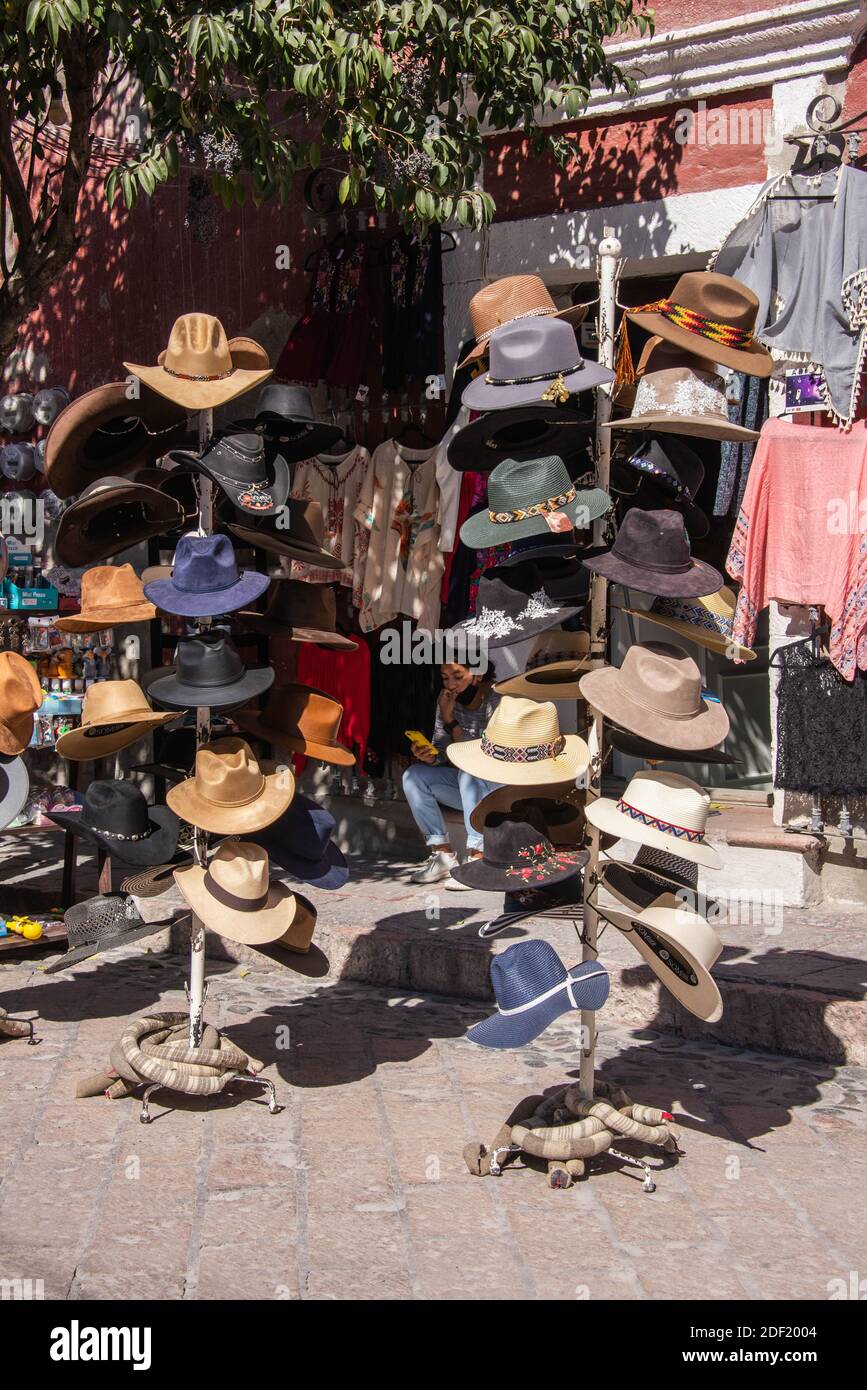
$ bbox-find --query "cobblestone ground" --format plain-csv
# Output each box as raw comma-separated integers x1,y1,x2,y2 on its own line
1,948,866,1302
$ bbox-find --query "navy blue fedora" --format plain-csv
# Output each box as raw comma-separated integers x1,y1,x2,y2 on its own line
466,939,609,1049
144,533,269,618
243,792,348,890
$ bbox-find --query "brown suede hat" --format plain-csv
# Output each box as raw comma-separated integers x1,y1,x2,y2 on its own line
166,736,295,834
624,272,773,378
0,652,42,756
235,685,355,766
45,381,189,500
580,642,730,751
54,563,156,633
233,579,357,650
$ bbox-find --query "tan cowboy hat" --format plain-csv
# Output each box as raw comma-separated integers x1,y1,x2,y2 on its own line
624,272,773,378
174,840,298,946
0,652,42,756
56,679,178,761
166,736,295,834
44,382,189,499
621,587,757,662
124,313,272,410
585,769,720,869
598,891,723,1022
235,685,355,766
579,642,730,751
447,696,589,786
494,629,592,700
459,276,589,368
273,892,317,953
54,563,156,633
470,779,585,847
602,365,760,442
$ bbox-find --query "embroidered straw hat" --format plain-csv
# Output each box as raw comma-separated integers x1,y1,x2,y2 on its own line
54,563,156,634
458,275,589,367
459,453,609,549
55,476,185,566
495,629,592,699
462,317,615,412
598,891,723,1022
603,366,760,442
621,586,757,662
235,685,356,766
55,679,178,761
46,780,180,866
447,695,589,786
582,509,723,599
174,840,299,946
124,313,272,410
45,382,188,499
621,271,773,378
0,652,42,755
166,736,295,834
579,642,730,751
450,810,587,891
585,769,720,869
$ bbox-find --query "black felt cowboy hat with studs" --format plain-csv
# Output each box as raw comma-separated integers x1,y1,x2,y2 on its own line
167,433,290,517
46,781,180,867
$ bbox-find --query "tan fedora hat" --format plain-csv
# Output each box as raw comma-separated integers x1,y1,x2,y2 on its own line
174,840,298,946
494,629,592,700
447,695,589,786
623,271,773,378
579,642,730,751
585,769,720,869
459,275,589,367
470,779,585,846
232,578,358,650
235,685,355,766
44,382,189,500
54,563,156,633
273,892,317,954
602,366,760,442
124,313,272,410
56,679,179,761
0,652,42,756
598,891,723,1022
621,587,757,662
167,736,295,834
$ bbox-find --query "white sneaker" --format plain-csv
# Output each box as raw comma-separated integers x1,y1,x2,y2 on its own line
445,856,484,890
410,850,459,885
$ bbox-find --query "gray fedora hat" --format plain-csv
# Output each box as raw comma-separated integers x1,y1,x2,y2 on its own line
459,453,610,549
233,383,342,459
462,318,614,413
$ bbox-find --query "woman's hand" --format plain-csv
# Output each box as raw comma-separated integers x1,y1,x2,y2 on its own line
439,689,456,724
413,745,438,764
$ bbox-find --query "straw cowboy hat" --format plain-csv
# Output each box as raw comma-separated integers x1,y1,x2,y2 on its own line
585,769,720,869
448,695,589,786
124,313,272,410
462,317,614,412
603,365,760,443
450,810,587,892
55,476,185,566
0,652,42,756
621,587,757,662
447,403,594,473
582,509,723,599
235,685,355,766
495,629,592,700
55,679,177,761
459,453,609,549
46,779,180,867
466,939,610,1049
579,642,730,751
620,271,773,379
470,779,585,847
174,840,300,946
43,894,190,974
598,891,723,1023
143,533,269,619
45,381,188,499
54,563,156,634
458,275,589,367
167,737,295,835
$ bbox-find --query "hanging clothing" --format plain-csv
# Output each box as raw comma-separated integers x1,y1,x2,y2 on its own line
726,417,867,679
367,628,438,758
404,230,444,384
714,372,770,518
295,639,371,767
290,446,371,585
433,406,468,554
325,243,377,390
775,639,867,794
276,246,337,384
354,439,443,633
712,164,867,427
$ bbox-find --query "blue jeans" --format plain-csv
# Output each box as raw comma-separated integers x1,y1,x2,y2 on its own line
402,762,500,853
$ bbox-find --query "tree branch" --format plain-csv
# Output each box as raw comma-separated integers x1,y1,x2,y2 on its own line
0,88,35,252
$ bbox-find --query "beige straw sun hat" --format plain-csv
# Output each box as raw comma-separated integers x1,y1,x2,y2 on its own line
447,695,589,786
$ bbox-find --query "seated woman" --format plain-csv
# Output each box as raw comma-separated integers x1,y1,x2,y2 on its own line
402,654,501,888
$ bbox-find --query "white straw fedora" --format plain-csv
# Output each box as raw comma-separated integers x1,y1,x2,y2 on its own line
447,695,589,786
174,839,297,946
585,769,720,869
598,891,723,1022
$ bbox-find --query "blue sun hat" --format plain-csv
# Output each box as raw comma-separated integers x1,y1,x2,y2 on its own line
467,939,609,1049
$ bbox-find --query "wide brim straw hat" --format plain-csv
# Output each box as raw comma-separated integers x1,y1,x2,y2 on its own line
624,271,773,378
174,856,298,946
458,275,589,368
579,642,730,751
597,891,724,1022
459,452,610,549
447,695,589,786
125,313,272,410
584,769,721,869
494,629,592,699
44,381,189,500
620,587,757,662
42,894,190,974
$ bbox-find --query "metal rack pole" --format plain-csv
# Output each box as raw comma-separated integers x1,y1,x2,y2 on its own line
188,406,213,1050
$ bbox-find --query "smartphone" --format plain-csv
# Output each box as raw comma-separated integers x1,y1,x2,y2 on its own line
405,729,438,757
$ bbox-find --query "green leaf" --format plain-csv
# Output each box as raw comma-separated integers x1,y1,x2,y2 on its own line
338,173,351,203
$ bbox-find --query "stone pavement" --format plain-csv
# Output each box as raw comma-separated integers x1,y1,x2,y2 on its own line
2,945,866,1301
